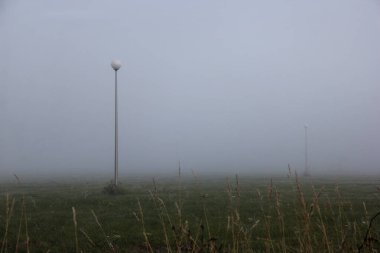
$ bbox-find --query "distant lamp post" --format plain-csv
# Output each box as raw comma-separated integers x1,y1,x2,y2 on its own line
304,124,311,177
111,60,122,186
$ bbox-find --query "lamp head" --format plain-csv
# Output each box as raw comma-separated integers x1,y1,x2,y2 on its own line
111,60,122,71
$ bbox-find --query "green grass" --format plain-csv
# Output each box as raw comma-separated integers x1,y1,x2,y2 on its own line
1,173,380,252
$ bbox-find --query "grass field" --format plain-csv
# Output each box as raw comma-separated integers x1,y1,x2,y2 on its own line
1,172,380,252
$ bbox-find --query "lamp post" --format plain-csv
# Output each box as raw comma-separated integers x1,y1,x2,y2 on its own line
111,60,122,186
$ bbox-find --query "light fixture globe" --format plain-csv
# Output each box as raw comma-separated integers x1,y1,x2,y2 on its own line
111,60,122,71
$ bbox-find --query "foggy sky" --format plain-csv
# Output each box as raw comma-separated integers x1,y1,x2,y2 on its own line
1,0,380,178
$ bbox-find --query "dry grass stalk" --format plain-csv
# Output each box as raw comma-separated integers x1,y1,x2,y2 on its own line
294,172,312,252
16,196,30,253
268,178,273,200
149,189,174,250
136,199,154,253
15,197,24,253
23,197,30,253
72,207,79,253
1,194,16,253
91,209,115,252
312,187,332,253
274,187,286,253
287,164,292,178
79,228,96,247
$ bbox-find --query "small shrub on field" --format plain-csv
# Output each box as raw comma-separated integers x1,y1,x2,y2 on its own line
103,181,126,195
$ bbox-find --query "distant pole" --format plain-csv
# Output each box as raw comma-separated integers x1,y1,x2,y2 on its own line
111,60,122,186
304,124,310,176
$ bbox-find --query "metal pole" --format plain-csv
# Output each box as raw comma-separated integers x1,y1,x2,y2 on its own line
114,70,119,186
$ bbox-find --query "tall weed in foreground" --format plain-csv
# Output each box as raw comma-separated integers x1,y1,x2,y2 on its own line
0,194,15,253
0,195,30,253
135,170,380,252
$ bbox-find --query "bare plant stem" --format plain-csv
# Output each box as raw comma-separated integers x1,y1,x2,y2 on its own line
91,210,115,252
72,207,79,253
137,200,154,253
1,194,15,253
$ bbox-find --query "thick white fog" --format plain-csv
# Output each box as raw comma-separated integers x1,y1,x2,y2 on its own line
1,0,379,178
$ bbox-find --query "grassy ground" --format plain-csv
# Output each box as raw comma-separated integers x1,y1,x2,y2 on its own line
1,172,380,252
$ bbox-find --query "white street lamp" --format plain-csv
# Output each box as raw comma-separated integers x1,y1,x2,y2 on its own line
111,59,122,186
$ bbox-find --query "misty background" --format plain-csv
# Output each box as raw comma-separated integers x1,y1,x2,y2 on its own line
0,0,379,179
